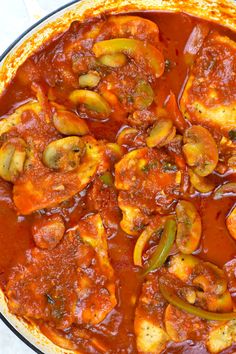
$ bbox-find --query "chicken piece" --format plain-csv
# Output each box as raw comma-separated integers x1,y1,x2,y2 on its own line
97,15,160,46
86,176,120,235
164,304,236,353
180,32,236,137
128,109,159,130
135,254,236,353
0,101,41,137
168,253,234,313
164,304,209,342
13,136,105,214
31,215,65,250
224,258,236,295
115,148,181,216
75,214,117,325
6,214,116,329
40,323,108,353
0,96,104,215
207,320,236,353
168,253,200,282
134,273,169,353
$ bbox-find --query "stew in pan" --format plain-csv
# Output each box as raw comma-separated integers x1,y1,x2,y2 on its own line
0,11,235,354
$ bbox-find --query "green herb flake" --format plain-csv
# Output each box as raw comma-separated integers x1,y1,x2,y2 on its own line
133,223,146,232
162,162,178,172
165,59,171,72
52,308,64,319
152,227,164,239
228,129,236,142
45,293,55,305
142,161,158,173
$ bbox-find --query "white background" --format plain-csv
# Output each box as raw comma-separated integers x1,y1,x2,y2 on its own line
0,1,72,353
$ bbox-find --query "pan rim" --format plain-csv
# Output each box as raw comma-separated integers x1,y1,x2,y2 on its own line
0,0,80,63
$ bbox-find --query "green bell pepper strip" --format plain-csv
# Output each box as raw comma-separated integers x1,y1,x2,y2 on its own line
159,281,236,321
144,219,176,275
93,38,165,78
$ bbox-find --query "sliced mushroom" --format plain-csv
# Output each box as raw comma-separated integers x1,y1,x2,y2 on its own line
164,304,206,342
168,253,200,282
176,200,202,254
179,287,197,304
93,38,164,79
160,278,235,321
133,217,167,267
183,125,218,176
146,118,176,148
166,253,235,324
191,261,233,313
53,110,89,136
133,80,154,110
78,71,100,88
106,143,125,163
43,136,85,172
188,168,215,193
118,193,146,236
0,138,27,182
99,53,127,67
226,205,236,240
116,127,138,146
192,262,228,295
69,89,111,117
196,289,233,313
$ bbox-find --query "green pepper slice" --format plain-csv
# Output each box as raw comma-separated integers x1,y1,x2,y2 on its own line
93,38,164,78
159,281,236,321
144,219,176,275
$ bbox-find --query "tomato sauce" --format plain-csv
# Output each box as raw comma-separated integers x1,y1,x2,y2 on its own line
0,11,235,354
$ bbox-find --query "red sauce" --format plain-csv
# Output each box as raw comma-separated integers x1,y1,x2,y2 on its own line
0,11,235,354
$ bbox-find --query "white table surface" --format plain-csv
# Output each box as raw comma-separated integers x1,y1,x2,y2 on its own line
0,1,71,353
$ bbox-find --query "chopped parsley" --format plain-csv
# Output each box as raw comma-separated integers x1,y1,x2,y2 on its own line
229,129,236,142
45,293,55,305
142,161,158,173
165,59,171,72
162,162,178,172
